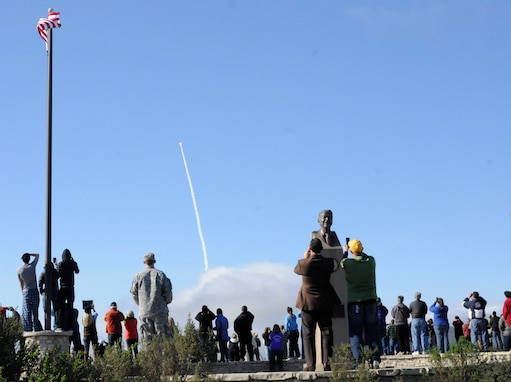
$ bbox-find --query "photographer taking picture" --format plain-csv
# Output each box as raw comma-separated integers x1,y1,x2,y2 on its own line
56,249,79,331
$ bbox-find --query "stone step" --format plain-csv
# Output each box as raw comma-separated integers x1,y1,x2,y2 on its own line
380,351,511,369
206,358,306,374
205,351,511,374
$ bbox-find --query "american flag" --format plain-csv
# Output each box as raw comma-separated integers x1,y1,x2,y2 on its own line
37,10,61,44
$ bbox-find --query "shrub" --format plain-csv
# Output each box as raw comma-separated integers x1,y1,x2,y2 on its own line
89,342,139,382
25,348,93,382
1,315,216,381
428,338,485,382
330,343,379,382
0,316,36,381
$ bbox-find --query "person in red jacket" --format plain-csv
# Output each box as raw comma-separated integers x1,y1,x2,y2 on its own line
104,302,124,347
124,310,139,357
462,319,471,340
502,291,511,327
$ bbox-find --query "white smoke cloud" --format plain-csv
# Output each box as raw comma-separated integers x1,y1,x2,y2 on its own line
170,262,302,336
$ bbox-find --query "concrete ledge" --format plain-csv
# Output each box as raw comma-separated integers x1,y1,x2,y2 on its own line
209,372,330,381
398,367,429,376
201,352,511,381
23,330,72,356
206,369,428,381
208,359,306,374
379,351,511,369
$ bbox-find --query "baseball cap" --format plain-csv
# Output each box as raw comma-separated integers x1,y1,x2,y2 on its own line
348,239,363,253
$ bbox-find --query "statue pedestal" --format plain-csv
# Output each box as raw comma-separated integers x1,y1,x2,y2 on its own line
321,247,349,345
23,330,72,356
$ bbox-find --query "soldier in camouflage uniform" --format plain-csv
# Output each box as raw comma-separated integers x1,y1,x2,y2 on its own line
130,252,173,343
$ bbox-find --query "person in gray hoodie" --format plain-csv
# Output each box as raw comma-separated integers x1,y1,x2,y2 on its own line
391,295,410,354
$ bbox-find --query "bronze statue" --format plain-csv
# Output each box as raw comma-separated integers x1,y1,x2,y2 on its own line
311,210,341,248
309,209,349,345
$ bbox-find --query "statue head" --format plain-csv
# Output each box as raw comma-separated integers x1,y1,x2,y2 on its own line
317,210,333,231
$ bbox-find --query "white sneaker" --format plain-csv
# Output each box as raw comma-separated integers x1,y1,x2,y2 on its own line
412,351,420,355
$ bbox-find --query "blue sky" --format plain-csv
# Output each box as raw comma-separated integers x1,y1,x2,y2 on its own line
1,1,510,343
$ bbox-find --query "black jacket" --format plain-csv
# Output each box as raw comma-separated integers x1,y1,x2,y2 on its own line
234,311,254,334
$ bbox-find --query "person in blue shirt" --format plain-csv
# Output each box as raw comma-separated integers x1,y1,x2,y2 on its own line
214,308,230,362
429,297,450,353
285,307,300,359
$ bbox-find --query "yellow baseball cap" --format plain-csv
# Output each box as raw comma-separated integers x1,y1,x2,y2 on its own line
348,239,363,253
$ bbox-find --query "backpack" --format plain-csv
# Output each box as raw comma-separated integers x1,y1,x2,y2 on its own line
82,313,94,327
473,300,484,319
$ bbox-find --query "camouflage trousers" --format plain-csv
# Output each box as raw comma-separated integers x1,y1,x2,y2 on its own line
140,313,171,343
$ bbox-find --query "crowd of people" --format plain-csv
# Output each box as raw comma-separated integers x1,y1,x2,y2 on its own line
16,249,80,333
11,215,511,371
292,227,511,371
13,251,174,359
194,304,306,371
13,245,310,367
372,290,511,357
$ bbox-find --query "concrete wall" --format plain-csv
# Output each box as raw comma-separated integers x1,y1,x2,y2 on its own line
23,330,72,356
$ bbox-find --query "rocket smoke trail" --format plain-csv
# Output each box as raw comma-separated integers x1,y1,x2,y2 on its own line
179,142,209,271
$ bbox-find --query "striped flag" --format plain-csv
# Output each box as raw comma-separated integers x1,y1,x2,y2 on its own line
37,10,61,44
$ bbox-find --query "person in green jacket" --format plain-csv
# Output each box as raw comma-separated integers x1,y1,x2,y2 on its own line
341,239,380,367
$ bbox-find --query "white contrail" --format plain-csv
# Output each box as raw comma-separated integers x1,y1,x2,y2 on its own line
179,142,209,271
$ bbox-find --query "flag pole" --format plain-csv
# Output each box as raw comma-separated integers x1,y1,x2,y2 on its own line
44,8,54,331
